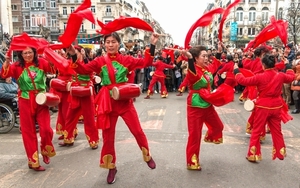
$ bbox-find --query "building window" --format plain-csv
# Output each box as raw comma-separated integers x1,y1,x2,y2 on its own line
248,28,255,36
13,28,19,34
238,28,243,36
63,7,67,15
80,24,84,32
64,22,67,30
71,7,75,13
51,16,57,27
261,7,269,22
91,6,95,13
92,23,95,29
106,6,112,16
236,7,243,21
11,5,18,11
278,8,283,20
25,15,30,27
31,15,36,27
33,0,45,7
24,0,29,8
249,7,256,22
31,14,46,27
50,0,56,8
12,16,18,22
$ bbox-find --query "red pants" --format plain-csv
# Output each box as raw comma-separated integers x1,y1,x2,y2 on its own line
178,76,188,92
246,111,266,140
19,98,56,168
55,91,70,135
247,107,286,161
100,99,151,169
63,95,99,148
186,105,223,170
147,76,168,97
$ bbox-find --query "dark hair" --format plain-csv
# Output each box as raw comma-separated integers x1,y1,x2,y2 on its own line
262,54,275,68
254,46,270,57
227,54,233,61
103,32,121,43
189,45,207,60
16,47,39,68
296,51,300,57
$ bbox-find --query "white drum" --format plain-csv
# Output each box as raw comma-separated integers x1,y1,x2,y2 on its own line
94,75,101,84
244,99,255,112
149,71,154,76
35,92,60,107
220,72,227,79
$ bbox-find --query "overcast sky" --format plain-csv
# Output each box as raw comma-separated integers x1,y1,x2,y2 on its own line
142,0,213,47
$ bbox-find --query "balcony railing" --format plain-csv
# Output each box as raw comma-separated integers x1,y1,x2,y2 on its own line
79,29,87,33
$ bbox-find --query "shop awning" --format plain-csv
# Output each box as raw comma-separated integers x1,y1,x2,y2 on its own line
76,33,102,44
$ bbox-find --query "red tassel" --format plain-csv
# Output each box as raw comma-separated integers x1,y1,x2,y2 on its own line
184,8,224,49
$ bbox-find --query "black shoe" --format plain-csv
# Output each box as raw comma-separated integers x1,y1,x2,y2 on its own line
291,109,300,114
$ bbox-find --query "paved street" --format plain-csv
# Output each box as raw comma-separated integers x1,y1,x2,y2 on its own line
0,93,300,188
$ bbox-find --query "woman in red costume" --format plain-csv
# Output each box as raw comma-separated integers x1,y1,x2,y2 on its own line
58,45,99,149
1,47,56,171
144,56,175,99
181,44,232,171
235,54,295,162
243,46,270,139
66,32,159,184
51,49,75,140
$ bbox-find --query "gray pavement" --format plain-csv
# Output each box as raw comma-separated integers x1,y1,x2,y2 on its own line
0,92,300,188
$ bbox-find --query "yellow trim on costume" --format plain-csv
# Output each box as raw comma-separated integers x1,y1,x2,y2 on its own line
142,147,151,162
187,154,201,170
100,154,115,169
255,105,282,110
70,63,78,68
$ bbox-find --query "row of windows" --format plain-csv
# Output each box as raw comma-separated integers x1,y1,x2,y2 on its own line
62,6,96,15
235,7,284,21
22,0,56,8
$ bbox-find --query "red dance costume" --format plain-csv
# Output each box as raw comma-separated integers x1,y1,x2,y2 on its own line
52,73,73,137
61,66,99,148
236,68,295,161
1,58,56,168
178,76,189,93
186,57,225,170
146,60,174,98
72,51,154,169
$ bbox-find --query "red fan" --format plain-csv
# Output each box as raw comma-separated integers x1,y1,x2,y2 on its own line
97,16,154,35
218,0,241,42
184,8,224,49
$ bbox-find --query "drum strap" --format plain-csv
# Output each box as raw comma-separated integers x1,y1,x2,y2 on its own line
104,55,117,84
25,67,38,94
25,67,39,113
